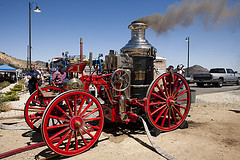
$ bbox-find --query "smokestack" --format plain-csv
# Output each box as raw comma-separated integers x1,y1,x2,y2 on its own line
120,21,157,56
80,38,83,62
137,0,240,34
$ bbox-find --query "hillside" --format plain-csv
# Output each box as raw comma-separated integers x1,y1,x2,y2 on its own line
0,52,46,69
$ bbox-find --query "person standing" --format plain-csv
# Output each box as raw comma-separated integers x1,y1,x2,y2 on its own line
27,65,40,95
23,73,29,91
52,64,66,89
176,64,185,76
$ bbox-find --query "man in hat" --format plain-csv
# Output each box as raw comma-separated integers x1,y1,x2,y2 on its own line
52,64,66,89
27,65,40,95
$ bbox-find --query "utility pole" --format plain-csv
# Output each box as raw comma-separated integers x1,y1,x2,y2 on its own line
185,37,190,77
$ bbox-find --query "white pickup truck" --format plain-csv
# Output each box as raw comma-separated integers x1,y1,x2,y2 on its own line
192,68,240,87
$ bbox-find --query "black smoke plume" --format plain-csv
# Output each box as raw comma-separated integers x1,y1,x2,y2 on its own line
137,0,240,34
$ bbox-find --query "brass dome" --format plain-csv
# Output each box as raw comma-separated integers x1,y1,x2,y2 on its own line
66,78,83,90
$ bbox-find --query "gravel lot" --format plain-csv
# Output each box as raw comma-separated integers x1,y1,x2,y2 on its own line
0,87,239,160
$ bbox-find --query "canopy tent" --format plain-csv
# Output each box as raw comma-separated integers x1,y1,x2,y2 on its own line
0,64,18,82
0,64,16,72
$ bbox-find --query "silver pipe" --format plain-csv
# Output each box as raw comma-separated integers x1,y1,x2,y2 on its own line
131,85,150,88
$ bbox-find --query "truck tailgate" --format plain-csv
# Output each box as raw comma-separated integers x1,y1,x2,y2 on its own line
193,73,212,80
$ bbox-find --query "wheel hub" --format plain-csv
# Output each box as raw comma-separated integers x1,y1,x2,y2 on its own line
166,96,175,107
70,116,84,131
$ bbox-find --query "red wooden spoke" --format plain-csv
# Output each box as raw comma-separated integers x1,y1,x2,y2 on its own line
32,98,40,104
172,83,184,97
173,106,184,119
41,99,49,106
29,116,42,120
64,98,74,117
74,95,77,116
156,83,167,99
151,93,166,101
175,99,189,102
75,131,78,150
76,95,85,106
84,123,100,130
150,104,166,116
33,94,37,99
154,107,167,123
55,129,71,148
55,105,71,119
82,127,94,139
31,119,40,125
171,110,177,125
29,116,42,123
29,111,44,116
65,131,73,151
49,127,70,141
33,98,41,104
47,123,69,130
82,108,99,119
168,108,171,128
162,77,169,97
49,115,69,122
78,130,88,146
84,117,101,122
149,101,166,106
77,96,87,115
168,77,172,96
161,108,169,128
174,90,188,99
171,78,179,96
77,94,84,101
79,101,94,117
28,107,45,110
174,103,187,110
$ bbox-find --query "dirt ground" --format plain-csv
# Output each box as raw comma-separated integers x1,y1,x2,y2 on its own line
0,90,240,160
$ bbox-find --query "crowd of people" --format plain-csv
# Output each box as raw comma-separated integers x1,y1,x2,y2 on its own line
0,73,17,82
23,64,66,95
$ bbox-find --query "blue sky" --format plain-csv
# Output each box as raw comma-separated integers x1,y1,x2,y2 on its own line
0,0,240,71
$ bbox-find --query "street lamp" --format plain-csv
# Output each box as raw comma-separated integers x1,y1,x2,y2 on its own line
28,2,41,70
185,37,190,77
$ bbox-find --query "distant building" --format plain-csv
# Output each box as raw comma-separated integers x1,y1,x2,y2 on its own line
154,56,166,79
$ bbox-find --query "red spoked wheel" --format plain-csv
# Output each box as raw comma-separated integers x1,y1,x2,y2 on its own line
24,86,64,132
146,73,191,131
41,90,104,156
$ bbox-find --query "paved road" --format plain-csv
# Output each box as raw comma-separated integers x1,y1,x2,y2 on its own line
189,83,240,95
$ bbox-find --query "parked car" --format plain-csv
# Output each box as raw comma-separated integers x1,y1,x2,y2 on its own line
192,68,240,87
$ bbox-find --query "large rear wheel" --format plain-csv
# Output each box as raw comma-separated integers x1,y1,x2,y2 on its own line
41,90,104,156
146,73,191,131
